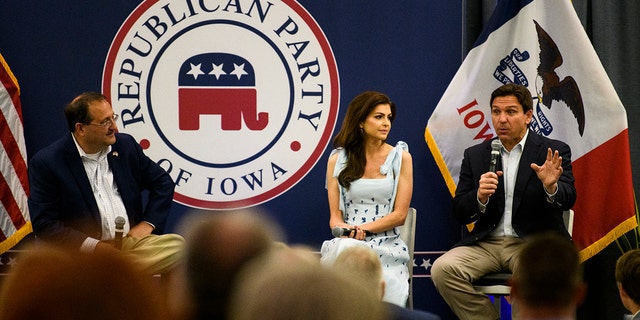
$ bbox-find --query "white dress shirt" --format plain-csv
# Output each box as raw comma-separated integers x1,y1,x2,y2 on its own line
489,130,528,238
72,134,130,252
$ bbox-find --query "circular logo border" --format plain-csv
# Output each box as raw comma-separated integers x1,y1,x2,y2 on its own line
102,0,340,210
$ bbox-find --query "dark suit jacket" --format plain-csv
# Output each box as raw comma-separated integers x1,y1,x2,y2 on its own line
452,130,576,247
28,132,175,249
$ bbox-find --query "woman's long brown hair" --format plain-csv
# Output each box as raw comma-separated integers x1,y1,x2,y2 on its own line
333,91,396,189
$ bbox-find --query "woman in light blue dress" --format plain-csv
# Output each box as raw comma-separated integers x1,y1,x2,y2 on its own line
321,91,413,307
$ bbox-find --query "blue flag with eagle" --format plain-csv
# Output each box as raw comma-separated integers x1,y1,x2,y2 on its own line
425,0,635,261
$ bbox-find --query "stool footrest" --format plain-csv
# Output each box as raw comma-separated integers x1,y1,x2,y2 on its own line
472,272,512,295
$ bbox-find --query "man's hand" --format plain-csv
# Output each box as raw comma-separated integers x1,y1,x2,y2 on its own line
477,171,502,204
530,148,562,193
95,241,122,254
127,222,154,238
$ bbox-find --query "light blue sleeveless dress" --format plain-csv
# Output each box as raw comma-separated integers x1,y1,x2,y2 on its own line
320,141,410,307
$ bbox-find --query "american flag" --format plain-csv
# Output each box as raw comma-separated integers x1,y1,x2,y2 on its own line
0,53,31,254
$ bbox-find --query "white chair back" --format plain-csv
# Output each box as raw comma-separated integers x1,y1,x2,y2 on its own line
397,207,416,309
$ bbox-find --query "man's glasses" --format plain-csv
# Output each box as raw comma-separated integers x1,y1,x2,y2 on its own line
85,114,118,128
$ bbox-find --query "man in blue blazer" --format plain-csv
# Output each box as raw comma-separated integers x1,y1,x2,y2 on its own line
431,84,577,320
28,92,183,275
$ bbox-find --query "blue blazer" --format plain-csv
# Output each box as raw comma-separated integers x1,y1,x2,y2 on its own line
28,132,175,249
452,130,576,247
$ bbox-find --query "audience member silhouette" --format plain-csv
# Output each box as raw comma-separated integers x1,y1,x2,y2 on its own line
0,243,169,320
616,249,640,320
169,208,283,320
333,245,442,320
229,245,387,320
510,232,586,320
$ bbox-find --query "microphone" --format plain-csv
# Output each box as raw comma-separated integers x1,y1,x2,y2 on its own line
489,139,502,173
114,216,126,250
331,226,372,238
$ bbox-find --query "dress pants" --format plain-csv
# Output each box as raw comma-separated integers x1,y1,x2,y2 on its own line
122,233,185,275
431,236,525,320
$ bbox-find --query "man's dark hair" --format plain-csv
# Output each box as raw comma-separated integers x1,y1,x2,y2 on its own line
490,83,533,113
64,92,108,132
514,232,581,308
616,249,640,305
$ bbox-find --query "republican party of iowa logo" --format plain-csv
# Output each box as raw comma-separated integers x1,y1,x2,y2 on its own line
102,0,340,209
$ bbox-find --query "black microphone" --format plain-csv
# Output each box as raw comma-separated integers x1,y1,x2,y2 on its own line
114,216,126,250
331,226,372,237
489,139,502,173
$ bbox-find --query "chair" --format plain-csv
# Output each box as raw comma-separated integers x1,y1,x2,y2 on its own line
472,209,574,315
398,207,417,309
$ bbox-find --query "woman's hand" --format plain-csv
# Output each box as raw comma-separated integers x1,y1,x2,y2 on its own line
348,226,367,241
335,223,367,241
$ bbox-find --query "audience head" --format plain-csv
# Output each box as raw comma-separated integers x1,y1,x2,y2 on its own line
615,249,640,314
333,245,386,299
0,243,168,320
511,232,585,318
172,207,283,320
229,246,386,320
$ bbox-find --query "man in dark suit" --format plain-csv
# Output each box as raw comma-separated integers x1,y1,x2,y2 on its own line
28,92,183,275
431,83,577,320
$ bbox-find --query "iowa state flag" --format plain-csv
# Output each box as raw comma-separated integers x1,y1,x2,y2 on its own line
425,0,636,261
0,53,31,254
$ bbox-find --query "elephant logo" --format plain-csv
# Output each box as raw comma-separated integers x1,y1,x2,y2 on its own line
178,53,268,131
